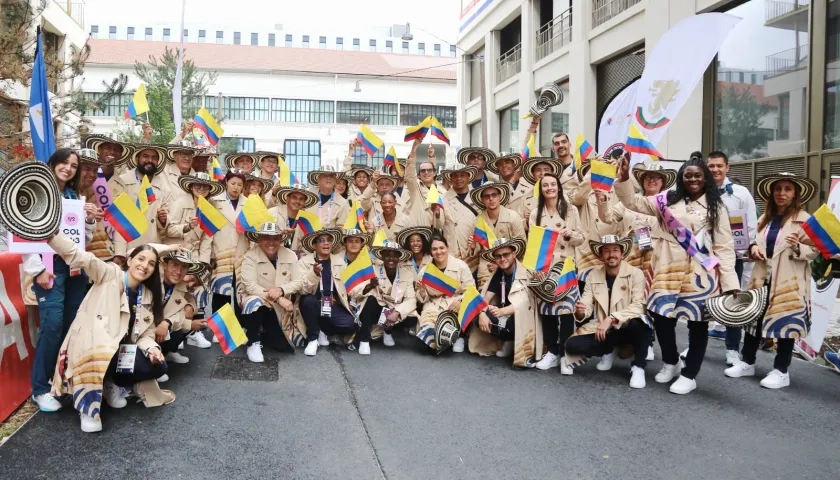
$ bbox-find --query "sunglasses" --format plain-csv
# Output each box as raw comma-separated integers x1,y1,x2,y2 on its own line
493,251,514,260
419,168,435,174
316,237,333,244
481,192,500,200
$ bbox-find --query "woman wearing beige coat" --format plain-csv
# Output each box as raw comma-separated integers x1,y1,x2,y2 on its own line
208,170,251,316
164,172,221,264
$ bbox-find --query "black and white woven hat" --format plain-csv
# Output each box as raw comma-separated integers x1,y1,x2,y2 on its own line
128,144,169,175
521,158,562,185
0,161,62,241
480,237,526,264
704,287,770,327
589,234,633,260
82,134,133,165
371,240,411,263
245,221,293,244
434,310,461,353
224,153,258,172
163,251,208,276
469,182,512,210
527,260,575,303
300,228,343,253
457,147,497,166
177,172,225,198
275,183,318,209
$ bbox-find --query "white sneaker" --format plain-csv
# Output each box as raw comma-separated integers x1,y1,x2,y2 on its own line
165,352,190,364
559,356,574,375
187,332,212,349
725,349,741,366
359,342,371,355
318,331,330,346
452,338,465,353
246,342,264,363
212,335,219,344
178,341,184,351
630,365,646,389
646,346,655,361
596,351,615,371
535,352,559,370
669,375,696,394
655,361,683,384
496,340,514,358
157,374,169,383
725,360,755,378
383,333,396,347
31,393,62,412
760,369,790,389
103,380,127,409
80,413,102,433
304,340,318,356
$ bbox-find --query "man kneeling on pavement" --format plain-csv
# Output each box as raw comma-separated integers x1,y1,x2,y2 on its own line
565,235,651,388
156,252,207,379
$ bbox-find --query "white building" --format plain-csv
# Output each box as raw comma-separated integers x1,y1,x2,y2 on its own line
81,36,459,180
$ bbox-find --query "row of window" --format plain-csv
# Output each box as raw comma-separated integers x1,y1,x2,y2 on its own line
88,26,457,56
81,93,457,127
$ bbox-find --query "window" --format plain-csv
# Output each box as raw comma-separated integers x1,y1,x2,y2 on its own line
220,137,256,154
82,92,132,117
284,140,322,184
825,5,840,149
450,45,457,56
285,34,292,47
386,40,393,53
127,27,134,40
205,96,270,121
251,33,258,45
352,143,386,170
216,31,223,43
469,46,485,101
336,102,398,125
145,28,152,41
268,33,275,46
336,37,343,50
402,41,409,54
352,38,360,51
234,32,241,45
319,36,326,49
90,25,98,39
778,93,790,140
418,42,425,55
499,105,519,153
400,105,457,128
469,122,482,148
199,30,206,43
163,28,170,42
369,39,376,52
302,35,309,48
271,99,334,123
108,26,116,40
434,44,441,56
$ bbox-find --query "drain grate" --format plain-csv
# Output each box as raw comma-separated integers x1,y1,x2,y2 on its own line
210,356,279,382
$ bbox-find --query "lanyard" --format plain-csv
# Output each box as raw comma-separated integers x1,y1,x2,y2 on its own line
318,259,331,297
62,187,78,200
501,264,515,306
411,257,419,273
124,272,143,337
163,284,174,305
318,192,334,225
379,265,401,301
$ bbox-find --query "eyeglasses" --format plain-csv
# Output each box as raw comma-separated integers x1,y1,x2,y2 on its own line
493,251,514,260
481,192,500,200
316,237,333,244
419,168,435,174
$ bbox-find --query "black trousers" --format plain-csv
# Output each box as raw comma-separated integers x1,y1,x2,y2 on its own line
240,306,291,351
540,314,575,356
299,295,375,343
741,319,795,373
485,311,515,341
161,330,189,355
211,275,242,319
652,312,708,380
564,318,650,368
106,347,168,388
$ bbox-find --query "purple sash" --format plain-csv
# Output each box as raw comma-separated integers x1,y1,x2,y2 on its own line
651,192,719,271
93,168,115,241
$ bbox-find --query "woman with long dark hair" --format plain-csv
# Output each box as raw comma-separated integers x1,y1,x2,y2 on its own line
528,173,584,374
615,156,739,395
725,173,817,389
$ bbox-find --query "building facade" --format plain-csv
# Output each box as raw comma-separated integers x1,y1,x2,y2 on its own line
456,0,839,208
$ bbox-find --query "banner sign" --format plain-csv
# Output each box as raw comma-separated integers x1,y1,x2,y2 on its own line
729,210,749,252
0,253,37,422
7,199,86,254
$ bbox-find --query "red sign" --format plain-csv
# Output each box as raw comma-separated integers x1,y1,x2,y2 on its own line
0,253,37,422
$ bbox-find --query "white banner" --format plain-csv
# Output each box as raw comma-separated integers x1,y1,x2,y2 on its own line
6,198,86,253
598,79,639,154
629,13,741,165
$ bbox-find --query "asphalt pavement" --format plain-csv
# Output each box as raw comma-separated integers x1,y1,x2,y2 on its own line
2,324,840,480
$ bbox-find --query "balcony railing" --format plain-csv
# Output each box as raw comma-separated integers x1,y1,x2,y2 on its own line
592,0,641,28
496,44,521,84
765,0,809,22
765,44,809,77
536,6,573,61
57,0,85,29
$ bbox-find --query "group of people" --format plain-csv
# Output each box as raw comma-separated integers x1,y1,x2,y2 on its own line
21,116,830,434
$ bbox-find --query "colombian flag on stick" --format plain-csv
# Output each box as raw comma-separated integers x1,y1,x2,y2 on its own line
426,184,444,209
473,216,497,249
429,117,450,145
343,200,367,232
384,146,397,170
458,285,488,332
590,160,618,191
211,157,225,181
357,125,384,156
104,193,148,242
523,225,560,273
124,84,149,119
573,134,595,173
295,210,323,236
404,116,431,142
554,257,578,297
802,204,840,259
341,247,376,292
625,124,663,160
421,262,460,297
136,175,155,213
207,303,247,355
194,107,224,146
236,195,274,233
372,229,387,247
196,196,228,236
277,158,298,186
522,133,537,161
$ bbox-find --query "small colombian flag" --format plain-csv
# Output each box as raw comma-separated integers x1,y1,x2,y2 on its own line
124,84,149,119
574,134,595,173
211,157,225,181
404,116,431,142
277,158,298,186
384,146,397,170
194,107,224,146
357,125,384,156
136,175,155,213
340,247,376,292
523,225,561,273
207,303,248,355
295,210,323,236
104,193,148,242
522,133,537,161
472,216,498,249
429,117,450,145
625,124,664,160
236,195,274,233
554,257,578,297
421,262,460,297
802,204,840,259
458,285,489,332
426,184,444,209
590,160,618,192
343,200,366,232
196,196,228,236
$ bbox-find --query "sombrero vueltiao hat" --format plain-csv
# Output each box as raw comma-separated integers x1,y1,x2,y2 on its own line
755,172,817,205
371,240,411,263
521,157,562,185
254,151,286,164
245,221,294,244
347,164,375,180
588,234,633,260
632,163,677,191
457,147,497,166
0,161,62,241
704,287,770,327
245,174,273,198
486,153,523,176
434,310,461,353
528,260,574,303
396,226,433,250
224,152,258,172
300,228,343,253
576,158,593,182
479,237,527,263
128,144,169,175
469,181,512,210
76,148,107,166
334,228,373,254
275,183,318,209
177,172,225,198
307,164,341,186
166,140,202,161
439,164,478,184
374,170,400,190
163,250,208,276
82,134,133,165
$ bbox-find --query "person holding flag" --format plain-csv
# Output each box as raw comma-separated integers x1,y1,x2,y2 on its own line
156,252,207,367
76,148,117,262
341,140,374,202
268,184,319,254
364,191,414,242
81,133,134,182
457,147,498,188
164,172,222,267
520,157,563,228
358,241,417,349
469,238,543,368
361,167,409,221
305,163,351,229
436,164,481,274
465,182,526,288
403,141,445,224
161,141,202,205
550,132,581,200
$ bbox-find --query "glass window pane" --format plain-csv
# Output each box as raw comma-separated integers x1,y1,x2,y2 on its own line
399,104,457,128
498,105,519,154
825,5,840,149
284,140,322,184
336,102,398,126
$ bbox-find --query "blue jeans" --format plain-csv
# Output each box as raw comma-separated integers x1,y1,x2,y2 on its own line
31,256,88,396
724,259,745,351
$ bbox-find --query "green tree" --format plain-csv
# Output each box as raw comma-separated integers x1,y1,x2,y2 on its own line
715,84,773,159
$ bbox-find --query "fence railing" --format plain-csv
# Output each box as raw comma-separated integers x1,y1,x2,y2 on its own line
536,7,573,61
496,43,522,84
765,44,809,77
592,0,641,28
765,0,809,22
57,1,85,29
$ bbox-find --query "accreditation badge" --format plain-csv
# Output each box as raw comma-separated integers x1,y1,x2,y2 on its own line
635,226,652,251
321,297,332,317
116,344,137,374
729,209,749,253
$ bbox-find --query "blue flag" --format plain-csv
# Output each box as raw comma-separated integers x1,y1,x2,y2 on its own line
29,28,56,163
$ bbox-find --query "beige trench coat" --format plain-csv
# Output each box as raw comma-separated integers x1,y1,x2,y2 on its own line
80,186,114,261
268,203,303,254
571,174,624,280
237,245,300,347
305,190,351,229
363,264,417,339
438,188,480,271
158,162,194,206
109,169,172,258
165,195,212,264
527,204,585,268
163,283,197,333
506,178,532,219
368,210,415,242
208,193,250,295
472,207,527,288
